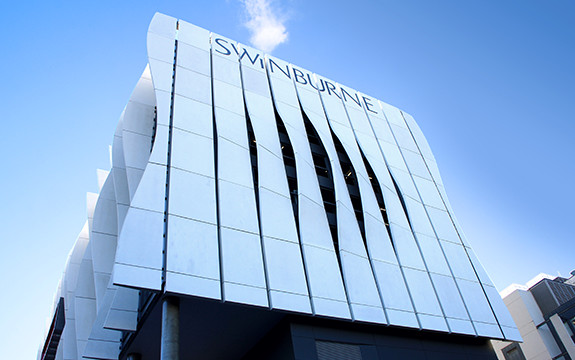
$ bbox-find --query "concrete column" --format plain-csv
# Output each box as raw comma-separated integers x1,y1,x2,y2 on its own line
161,296,180,360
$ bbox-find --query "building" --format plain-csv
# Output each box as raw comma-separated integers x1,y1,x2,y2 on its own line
492,273,575,360
39,13,521,360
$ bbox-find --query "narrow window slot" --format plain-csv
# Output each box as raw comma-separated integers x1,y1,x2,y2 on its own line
330,130,366,247
359,150,394,248
301,112,342,268
274,108,299,230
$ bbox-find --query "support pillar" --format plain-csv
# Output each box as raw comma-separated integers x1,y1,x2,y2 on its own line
161,296,180,360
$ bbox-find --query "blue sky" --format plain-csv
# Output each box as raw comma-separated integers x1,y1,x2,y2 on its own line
0,1,573,357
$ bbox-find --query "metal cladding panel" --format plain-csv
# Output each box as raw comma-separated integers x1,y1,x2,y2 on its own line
47,15,523,358
264,58,350,318
297,71,384,323
210,35,268,307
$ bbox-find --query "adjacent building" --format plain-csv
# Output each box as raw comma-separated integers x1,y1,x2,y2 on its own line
493,273,575,360
39,13,520,360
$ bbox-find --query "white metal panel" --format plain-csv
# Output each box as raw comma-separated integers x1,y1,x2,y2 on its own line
388,223,425,270
113,207,163,290
402,150,431,180
418,314,449,332
242,66,270,97
467,248,495,286
128,162,166,213
271,78,350,317
220,230,265,285
387,167,419,200
258,187,298,242
377,141,409,173
425,206,461,244
168,167,216,224
166,215,220,299
176,43,210,76
473,321,504,339
340,250,386,323
148,13,177,40
362,213,398,265
166,272,221,300
148,58,174,93
178,20,211,50
389,123,419,153
121,129,152,172
415,233,451,276
212,54,242,87
501,325,522,342
386,308,419,329
172,95,213,138
83,286,121,360
224,282,268,308
170,128,214,177
74,246,97,359
103,286,138,331
440,241,477,281
218,179,260,234
255,147,290,196
175,68,212,105
411,175,445,209
403,197,435,237
447,317,476,335
371,260,414,313
217,137,253,187
299,74,385,323
221,227,267,307
301,244,351,319
484,285,517,329
402,267,444,318
148,124,170,166
147,32,176,64
430,273,471,321
213,107,248,149
264,236,311,312
336,202,369,257
401,111,436,162
269,290,312,314
457,279,499,325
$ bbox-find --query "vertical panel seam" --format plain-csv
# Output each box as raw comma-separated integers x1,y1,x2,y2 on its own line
161,21,179,292
209,33,225,301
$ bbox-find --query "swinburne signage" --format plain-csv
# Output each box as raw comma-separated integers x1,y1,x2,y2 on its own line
213,37,379,114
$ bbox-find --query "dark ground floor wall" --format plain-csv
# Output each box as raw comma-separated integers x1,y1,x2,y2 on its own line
244,315,498,360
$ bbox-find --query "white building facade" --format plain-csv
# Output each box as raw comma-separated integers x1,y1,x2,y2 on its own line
40,13,520,360
493,274,575,360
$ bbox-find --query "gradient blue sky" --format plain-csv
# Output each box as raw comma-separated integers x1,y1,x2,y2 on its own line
1,1,573,357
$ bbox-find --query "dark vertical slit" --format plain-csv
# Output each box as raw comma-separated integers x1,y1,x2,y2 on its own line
161,29,179,291
246,114,259,203
273,107,315,313
239,67,271,308
264,57,313,313
151,106,157,152
274,110,299,234
245,109,271,307
359,150,394,249
330,129,367,250
389,174,412,229
209,42,224,301
300,110,342,270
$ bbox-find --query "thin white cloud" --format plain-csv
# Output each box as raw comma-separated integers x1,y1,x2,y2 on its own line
241,0,288,53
